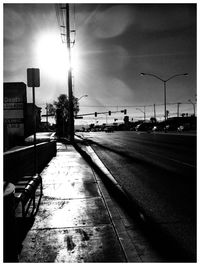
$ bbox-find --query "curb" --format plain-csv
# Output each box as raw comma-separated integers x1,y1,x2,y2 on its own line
73,135,196,262
73,141,143,219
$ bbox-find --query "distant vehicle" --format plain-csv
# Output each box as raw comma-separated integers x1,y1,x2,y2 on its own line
152,126,159,132
104,126,114,133
152,124,164,132
135,122,154,132
164,124,178,132
177,125,184,132
25,132,57,144
177,123,190,132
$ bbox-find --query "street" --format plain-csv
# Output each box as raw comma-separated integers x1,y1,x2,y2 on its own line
76,130,196,259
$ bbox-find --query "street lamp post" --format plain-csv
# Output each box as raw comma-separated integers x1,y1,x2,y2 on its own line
140,72,188,127
136,107,146,121
76,94,88,117
77,94,88,102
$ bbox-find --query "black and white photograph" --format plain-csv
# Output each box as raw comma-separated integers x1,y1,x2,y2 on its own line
3,1,197,263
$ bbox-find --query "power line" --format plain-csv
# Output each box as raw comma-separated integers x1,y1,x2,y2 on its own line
80,102,193,108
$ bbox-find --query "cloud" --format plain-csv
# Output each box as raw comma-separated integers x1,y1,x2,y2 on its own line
88,5,134,39
4,8,26,41
135,4,195,32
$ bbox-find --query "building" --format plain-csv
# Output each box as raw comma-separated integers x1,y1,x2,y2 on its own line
4,82,27,150
25,103,42,137
4,82,42,151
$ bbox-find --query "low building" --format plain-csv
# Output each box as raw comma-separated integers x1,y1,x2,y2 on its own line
25,103,42,137
4,82,27,150
4,82,42,151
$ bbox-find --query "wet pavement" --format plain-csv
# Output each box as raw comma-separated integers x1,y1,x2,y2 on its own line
17,142,166,262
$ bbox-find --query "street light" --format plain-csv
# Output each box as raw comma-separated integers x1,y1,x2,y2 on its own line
136,107,146,121
140,72,188,126
76,94,88,116
188,99,196,116
77,94,88,101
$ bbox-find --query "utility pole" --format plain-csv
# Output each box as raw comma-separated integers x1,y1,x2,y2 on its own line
177,102,181,117
153,104,156,119
66,4,74,142
188,99,196,116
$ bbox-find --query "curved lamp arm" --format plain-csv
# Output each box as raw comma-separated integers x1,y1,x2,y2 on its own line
165,73,188,82
77,94,88,101
136,107,145,114
140,73,165,82
140,72,188,82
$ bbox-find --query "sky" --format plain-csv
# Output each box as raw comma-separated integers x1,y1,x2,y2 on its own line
3,2,197,125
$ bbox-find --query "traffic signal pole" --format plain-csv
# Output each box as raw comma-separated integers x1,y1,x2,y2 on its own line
76,109,127,118
66,4,74,142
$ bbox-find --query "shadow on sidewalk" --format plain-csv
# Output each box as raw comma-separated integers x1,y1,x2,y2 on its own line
16,216,35,254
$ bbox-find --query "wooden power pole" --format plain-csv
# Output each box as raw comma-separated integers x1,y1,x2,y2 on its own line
66,3,74,142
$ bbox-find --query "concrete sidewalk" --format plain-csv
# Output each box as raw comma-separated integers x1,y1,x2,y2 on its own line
17,142,165,262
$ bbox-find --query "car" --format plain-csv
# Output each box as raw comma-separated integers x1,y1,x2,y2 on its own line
152,124,164,132
25,132,57,144
135,122,154,132
152,126,159,132
164,124,178,132
104,126,114,133
177,125,184,132
177,123,190,132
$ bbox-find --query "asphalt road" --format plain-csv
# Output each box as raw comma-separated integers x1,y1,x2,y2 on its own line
76,131,196,260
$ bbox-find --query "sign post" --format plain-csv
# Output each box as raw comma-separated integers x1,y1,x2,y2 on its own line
27,68,40,175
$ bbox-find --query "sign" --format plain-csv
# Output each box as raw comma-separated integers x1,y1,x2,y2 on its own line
27,68,40,87
4,82,27,138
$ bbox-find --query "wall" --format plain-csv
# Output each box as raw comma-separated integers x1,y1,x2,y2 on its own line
4,141,57,184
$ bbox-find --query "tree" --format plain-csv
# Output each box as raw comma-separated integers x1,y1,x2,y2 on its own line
53,94,80,137
46,103,56,116
53,94,79,116
150,117,157,124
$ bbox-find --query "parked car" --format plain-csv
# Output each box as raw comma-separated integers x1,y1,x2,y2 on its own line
25,132,57,144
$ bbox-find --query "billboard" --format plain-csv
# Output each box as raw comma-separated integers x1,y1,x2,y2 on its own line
4,82,27,144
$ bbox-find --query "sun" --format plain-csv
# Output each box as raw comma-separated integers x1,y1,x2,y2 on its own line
35,31,69,81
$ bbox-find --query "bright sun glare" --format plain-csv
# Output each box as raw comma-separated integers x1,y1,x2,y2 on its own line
35,32,79,81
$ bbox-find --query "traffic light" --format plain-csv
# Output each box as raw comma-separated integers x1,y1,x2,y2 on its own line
95,112,97,117
124,109,127,114
108,111,111,116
